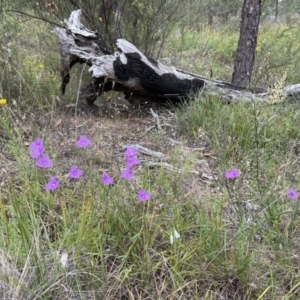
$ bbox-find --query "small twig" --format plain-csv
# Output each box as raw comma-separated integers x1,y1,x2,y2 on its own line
147,161,199,175
167,137,182,145
6,10,64,28
75,62,89,136
150,108,162,131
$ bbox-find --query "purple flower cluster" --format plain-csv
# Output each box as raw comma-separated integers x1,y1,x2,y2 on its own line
121,146,141,181
29,138,45,159
29,139,53,168
29,138,151,202
102,146,151,202
29,136,91,191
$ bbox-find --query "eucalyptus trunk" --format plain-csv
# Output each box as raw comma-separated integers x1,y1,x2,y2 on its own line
232,0,262,87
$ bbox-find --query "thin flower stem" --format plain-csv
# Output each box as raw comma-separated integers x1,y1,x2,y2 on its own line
252,101,262,195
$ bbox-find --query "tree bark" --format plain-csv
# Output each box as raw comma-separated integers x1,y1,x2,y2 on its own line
55,10,300,106
232,0,262,87
275,0,279,19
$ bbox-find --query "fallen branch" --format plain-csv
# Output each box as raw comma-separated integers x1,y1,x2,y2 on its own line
147,161,199,175
122,144,165,158
55,10,300,105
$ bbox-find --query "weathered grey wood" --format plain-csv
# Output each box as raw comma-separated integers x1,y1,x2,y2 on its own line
54,10,300,105
55,10,111,97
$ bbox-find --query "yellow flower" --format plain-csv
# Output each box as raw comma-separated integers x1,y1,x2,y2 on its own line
0,98,7,105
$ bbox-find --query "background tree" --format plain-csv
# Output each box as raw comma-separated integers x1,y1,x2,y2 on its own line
232,0,262,87
7,0,185,59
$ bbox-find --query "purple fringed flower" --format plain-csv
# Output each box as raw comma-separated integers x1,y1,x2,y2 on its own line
225,168,240,180
29,138,45,158
287,188,299,200
75,136,91,148
138,189,151,202
69,166,83,179
124,147,139,158
36,155,53,168
30,145,45,159
126,156,141,168
120,168,134,181
45,177,60,191
102,172,114,185
29,138,43,150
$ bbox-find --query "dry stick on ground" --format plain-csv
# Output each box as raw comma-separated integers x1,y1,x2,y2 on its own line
55,10,300,106
122,144,202,175
149,108,162,131
122,144,165,159
147,161,200,175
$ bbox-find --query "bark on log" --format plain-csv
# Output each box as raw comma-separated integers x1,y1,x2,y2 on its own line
54,10,300,106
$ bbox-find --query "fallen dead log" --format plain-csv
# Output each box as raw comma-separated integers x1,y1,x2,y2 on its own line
55,10,300,106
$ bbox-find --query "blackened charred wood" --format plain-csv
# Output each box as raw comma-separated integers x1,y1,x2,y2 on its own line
55,10,300,106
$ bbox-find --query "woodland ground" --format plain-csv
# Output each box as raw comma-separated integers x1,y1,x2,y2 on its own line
1,13,300,300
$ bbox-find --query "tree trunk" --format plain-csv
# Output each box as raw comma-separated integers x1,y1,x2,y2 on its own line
232,0,262,87
275,0,279,19
55,10,300,106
